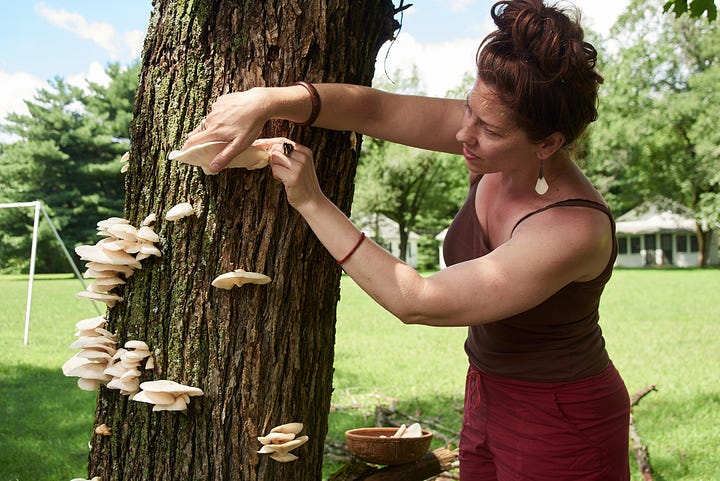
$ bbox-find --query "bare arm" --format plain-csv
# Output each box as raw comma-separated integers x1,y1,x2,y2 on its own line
262,138,614,327
183,84,465,172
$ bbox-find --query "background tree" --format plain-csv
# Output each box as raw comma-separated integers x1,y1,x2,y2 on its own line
584,0,720,266
353,68,469,267
85,1,398,481
0,63,138,273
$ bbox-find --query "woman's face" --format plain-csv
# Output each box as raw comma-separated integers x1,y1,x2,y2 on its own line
456,78,537,176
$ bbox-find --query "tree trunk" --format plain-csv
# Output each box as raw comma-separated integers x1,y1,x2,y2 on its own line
86,1,397,480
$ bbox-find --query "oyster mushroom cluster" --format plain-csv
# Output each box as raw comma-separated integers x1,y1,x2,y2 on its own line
104,340,154,395
132,380,204,411
61,315,116,391
74,215,161,308
258,422,308,463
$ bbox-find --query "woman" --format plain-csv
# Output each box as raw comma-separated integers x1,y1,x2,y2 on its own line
185,0,630,478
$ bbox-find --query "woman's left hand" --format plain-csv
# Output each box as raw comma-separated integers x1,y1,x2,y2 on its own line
254,137,324,212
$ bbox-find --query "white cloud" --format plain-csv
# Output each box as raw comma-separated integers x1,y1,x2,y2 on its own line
375,33,480,97
0,70,48,119
67,61,112,90
34,2,145,61
565,0,631,38
35,2,118,56
0,70,48,142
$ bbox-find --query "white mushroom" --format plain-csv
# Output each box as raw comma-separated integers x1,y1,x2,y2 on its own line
169,141,269,175
75,245,142,269
165,202,195,221
75,290,123,307
256,427,308,463
211,269,271,289
258,432,296,445
270,422,304,435
131,380,204,411
136,226,160,243
106,223,138,241
141,213,157,226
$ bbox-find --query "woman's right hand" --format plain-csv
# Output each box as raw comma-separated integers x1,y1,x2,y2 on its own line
182,88,271,173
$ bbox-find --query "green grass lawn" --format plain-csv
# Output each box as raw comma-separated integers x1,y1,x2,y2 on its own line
1,269,718,481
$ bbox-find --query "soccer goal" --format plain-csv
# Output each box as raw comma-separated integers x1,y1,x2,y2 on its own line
0,201,98,345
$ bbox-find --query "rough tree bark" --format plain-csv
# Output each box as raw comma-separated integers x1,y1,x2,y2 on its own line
86,1,398,480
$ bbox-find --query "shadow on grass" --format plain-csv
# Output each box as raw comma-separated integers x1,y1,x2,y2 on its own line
0,364,96,481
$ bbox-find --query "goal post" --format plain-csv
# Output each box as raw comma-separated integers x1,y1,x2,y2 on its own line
0,200,99,345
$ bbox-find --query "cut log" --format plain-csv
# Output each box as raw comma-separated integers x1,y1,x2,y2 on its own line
328,447,458,481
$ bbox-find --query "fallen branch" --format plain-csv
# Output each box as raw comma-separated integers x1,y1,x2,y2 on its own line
629,384,657,481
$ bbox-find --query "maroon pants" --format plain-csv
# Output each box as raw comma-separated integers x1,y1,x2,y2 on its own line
459,363,630,480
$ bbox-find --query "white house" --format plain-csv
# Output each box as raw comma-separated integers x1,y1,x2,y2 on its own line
356,214,420,267
615,200,718,268
435,200,719,269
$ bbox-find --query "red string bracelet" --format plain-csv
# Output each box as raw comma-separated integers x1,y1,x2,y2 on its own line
293,81,321,127
337,232,366,265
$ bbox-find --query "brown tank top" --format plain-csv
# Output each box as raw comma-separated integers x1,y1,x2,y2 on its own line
443,177,616,382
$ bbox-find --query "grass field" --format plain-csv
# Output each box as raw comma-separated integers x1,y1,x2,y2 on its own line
0,269,718,480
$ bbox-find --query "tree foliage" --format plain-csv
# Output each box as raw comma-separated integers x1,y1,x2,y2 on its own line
664,0,718,21
585,0,720,265
0,62,139,273
353,68,470,267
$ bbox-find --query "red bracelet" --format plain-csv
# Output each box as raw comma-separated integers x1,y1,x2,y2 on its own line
293,81,321,127
337,232,366,265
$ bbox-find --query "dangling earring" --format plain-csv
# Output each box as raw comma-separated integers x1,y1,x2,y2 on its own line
535,158,549,195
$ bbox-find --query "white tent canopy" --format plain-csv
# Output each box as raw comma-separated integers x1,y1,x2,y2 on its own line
0,201,97,345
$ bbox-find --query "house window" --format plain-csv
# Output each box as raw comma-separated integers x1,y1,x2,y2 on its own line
677,235,688,253
617,237,628,254
630,236,641,254
690,235,699,252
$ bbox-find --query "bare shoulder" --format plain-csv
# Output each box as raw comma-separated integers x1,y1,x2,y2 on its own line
510,203,614,281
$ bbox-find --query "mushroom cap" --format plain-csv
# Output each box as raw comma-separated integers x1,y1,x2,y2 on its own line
69,336,116,350
100,239,139,253
270,422,304,435
77,377,102,391
139,380,204,396
165,203,195,221
106,376,140,393
62,358,112,381
97,217,130,230
85,262,136,278
133,390,176,405
137,243,162,257
75,315,107,331
75,245,142,269
258,436,308,454
152,396,189,411
124,340,149,350
75,350,113,362
211,269,271,290
136,225,160,243
169,141,269,175
269,451,299,463
75,290,123,307
106,223,138,241
141,213,157,226
258,432,296,445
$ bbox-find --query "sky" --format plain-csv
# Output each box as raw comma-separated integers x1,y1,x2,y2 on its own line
0,0,632,128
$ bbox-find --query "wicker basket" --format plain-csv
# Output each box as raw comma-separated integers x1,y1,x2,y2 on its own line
344,427,433,465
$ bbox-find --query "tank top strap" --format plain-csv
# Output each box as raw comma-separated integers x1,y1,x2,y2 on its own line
511,198,613,236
